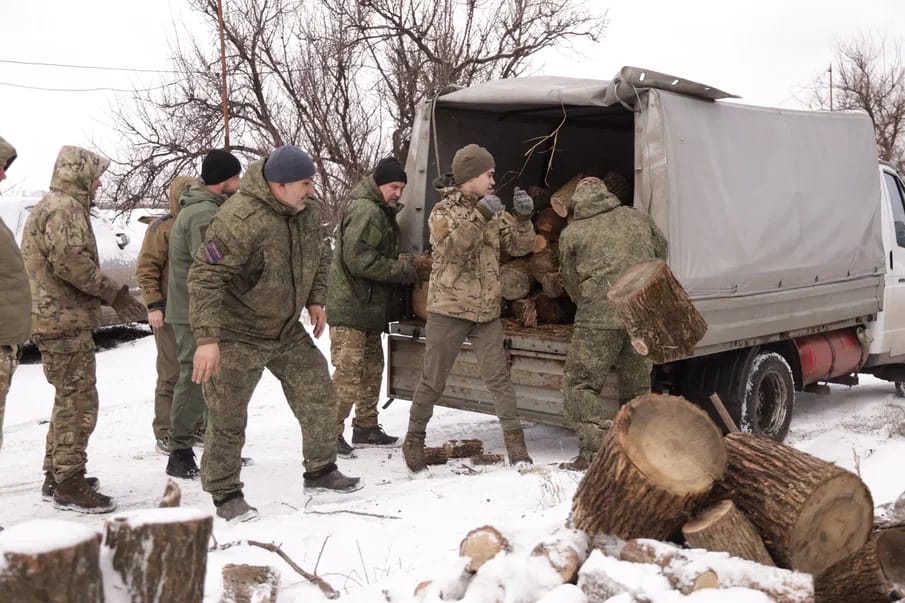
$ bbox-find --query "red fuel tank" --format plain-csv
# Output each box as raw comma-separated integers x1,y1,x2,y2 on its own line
796,330,865,385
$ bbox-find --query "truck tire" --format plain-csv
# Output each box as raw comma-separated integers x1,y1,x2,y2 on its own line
736,352,795,442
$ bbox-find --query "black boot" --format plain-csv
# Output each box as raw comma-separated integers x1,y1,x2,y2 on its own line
352,425,398,446
337,434,356,458
166,448,199,479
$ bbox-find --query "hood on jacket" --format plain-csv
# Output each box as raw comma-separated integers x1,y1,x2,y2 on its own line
48,145,110,207
0,136,17,171
571,177,622,220
168,175,196,215
178,178,226,210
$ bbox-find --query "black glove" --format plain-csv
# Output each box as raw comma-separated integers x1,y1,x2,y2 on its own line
512,187,534,217
112,286,147,323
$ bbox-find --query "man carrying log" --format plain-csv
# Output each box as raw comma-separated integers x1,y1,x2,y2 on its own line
402,144,536,472
558,177,667,470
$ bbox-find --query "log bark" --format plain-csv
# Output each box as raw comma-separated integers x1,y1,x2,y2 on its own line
528,243,559,279
443,439,484,458
682,499,774,566
511,297,538,328
103,508,213,603
571,394,727,540
720,432,874,575
221,564,280,603
460,526,510,573
551,174,584,217
424,446,449,465
606,259,707,363
815,527,905,603
534,293,575,325
620,539,815,602
470,453,504,465
0,520,103,603
534,208,568,242
538,271,565,299
501,259,533,301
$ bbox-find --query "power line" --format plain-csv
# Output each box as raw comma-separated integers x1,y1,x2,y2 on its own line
0,81,176,93
0,58,187,74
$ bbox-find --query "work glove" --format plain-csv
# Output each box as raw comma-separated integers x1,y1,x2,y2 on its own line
478,193,505,218
512,187,534,218
112,285,147,323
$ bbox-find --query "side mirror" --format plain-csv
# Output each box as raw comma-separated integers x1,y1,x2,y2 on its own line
115,232,129,250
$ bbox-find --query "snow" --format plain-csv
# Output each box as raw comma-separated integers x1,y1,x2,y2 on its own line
1,326,904,601
108,507,211,526
0,519,98,555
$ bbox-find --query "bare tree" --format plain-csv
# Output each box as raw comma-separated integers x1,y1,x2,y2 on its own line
107,0,605,228
810,35,905,175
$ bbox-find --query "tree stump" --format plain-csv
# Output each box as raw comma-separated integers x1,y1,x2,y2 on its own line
511,297,538,328
221,564,280,603
501,259,533,301
814,527,905,603
102,508,213,603
443,439,484,458
460,526,510,573
571,394,727,540
719,433,874,575
534,208,568,243
551,174,584,218
606,259,707,363
0,520,103,603
682,499,775,566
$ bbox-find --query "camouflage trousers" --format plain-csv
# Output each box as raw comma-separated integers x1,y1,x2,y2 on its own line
408,313,520,435
0,345,19,450
152,322,177,440
170,323,205,450
37,332,99,482
201,325,337,502
563,327,652,459
330,326,383,435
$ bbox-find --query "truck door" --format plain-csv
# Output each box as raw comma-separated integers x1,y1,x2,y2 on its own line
881,169,905,357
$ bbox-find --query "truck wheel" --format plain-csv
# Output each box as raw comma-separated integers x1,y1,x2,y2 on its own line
896,382,905,398
738,352,794,442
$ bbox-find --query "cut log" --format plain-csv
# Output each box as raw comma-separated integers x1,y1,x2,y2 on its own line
0,520,103,603
424,446,449,465
511,297,538,328
619,538,815,602
460,526,510,573
720,432,874,575
682,499,774,566
533,234,548,254
606,259,708,364
814,527,905,603
530,530,589,583
158,478,182,508
578,550,672,601
443,439,484,458
551,174,584,217
538,271,565,299
501,259,533,301
534,207,568,242
535,293,575,325
470,453,504,465
571,394,727,540
221,564,280,603
528,243,559,279
102,507,213,603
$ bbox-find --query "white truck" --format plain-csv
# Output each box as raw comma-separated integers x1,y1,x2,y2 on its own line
386,67,905,442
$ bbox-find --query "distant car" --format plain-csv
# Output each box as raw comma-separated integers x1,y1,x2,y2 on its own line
0,195,144,327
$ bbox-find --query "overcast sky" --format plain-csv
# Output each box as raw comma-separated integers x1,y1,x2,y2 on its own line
2,0,904,193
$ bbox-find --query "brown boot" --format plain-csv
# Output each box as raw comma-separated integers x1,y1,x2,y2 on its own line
402,432,426,472
53,473,116,514
503,429,533,466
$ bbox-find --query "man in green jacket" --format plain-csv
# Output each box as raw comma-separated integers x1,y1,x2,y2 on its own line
189,145,360,522
0,136,29,460
558,177,668,470
327,157,416,456
165,149,241,479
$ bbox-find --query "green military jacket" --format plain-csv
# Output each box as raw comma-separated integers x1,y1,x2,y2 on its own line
187,160,330,344
0,136,31,345
326,176,409,333
21,146,120,338
166,181,227,325
559,179,668,330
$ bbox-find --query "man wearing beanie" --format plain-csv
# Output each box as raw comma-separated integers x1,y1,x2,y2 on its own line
402,144,537,472
188,145,361,522
327,157,416,456
165,149,241,479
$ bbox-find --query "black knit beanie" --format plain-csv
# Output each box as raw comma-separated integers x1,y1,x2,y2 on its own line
201,149,241,185
373,157,407,186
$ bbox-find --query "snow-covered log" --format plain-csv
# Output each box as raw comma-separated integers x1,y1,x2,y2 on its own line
0,520,103,603
221,564,280,603
529,529,590,583
460,526,510,573
102,507,212,603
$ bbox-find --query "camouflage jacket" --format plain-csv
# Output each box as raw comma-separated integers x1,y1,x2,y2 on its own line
187,160,330,344
427,187,535,323
166,180,227,325
559,179,668,330
135,175,194,311
0,136,32,345
21,146,120,338
327,176,409,333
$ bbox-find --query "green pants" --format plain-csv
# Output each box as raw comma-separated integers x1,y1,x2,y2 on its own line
38,332,98,482
0,345,19,451
170,323,205,450
201,325,336,502
408,313,520,435
331,326,383,435
152,322,178,440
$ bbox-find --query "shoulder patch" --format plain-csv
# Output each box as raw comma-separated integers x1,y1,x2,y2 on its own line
201,239,224,264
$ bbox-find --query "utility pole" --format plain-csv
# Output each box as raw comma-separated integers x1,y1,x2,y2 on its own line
216,0,230,149
828,63,833,112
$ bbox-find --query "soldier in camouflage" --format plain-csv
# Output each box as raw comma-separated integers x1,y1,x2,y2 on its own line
402,144,537,472
558,177,668,470
188,145,361,522
0,136,30,464
21,145,147,513
136,174,196,454
327,157,416,456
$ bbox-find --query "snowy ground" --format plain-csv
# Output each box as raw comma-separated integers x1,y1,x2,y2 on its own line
1,326,904,601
